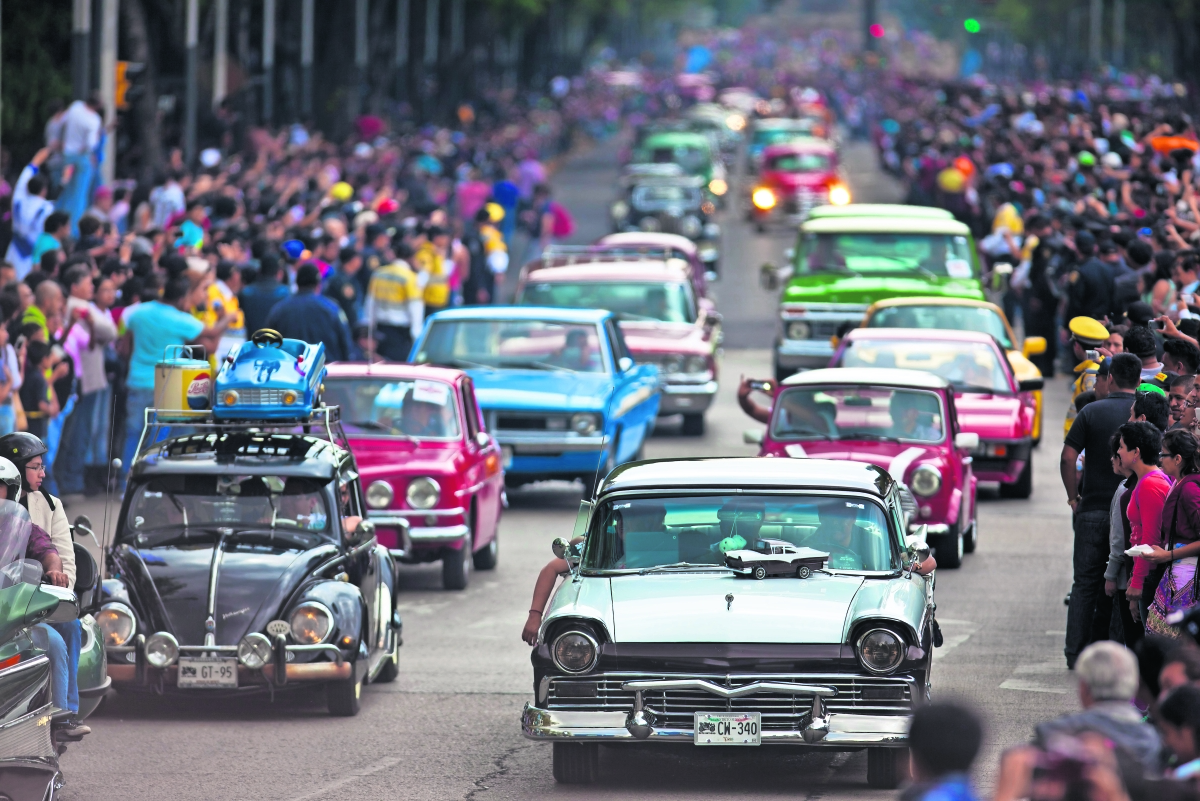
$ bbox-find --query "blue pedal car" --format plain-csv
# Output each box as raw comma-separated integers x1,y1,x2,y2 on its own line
214,329,326,421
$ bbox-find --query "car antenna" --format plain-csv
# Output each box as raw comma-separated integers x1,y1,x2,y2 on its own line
585,386,618,500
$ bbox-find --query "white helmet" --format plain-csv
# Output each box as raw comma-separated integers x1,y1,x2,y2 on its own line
0,457,22,505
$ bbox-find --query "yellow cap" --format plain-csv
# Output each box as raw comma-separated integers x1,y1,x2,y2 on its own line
485,202,505,223
1068,316,1109,345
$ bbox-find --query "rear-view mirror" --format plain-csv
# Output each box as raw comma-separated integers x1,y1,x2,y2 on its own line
618,356,634,373
1022,337,1047,357
1018,377,1045,392
954,432,980,451
475,431,490,449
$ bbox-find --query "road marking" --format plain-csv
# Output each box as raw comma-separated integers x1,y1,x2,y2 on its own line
999,679,1069,694
932,619,979,661
1045,630,1066,636
1000,661,1072,693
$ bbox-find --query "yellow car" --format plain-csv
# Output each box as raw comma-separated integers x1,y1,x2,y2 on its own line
861,297,1046,444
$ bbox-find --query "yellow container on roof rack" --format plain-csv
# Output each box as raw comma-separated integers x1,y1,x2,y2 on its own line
153,345,212,421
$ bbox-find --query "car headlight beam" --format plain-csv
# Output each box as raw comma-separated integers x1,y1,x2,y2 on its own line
366,480,394,509
237,632,274,670
406,476,440,509
551,630,600,674
751,187,777,211
708,178,728,196
289,601,334,645
97,602,136,647
910,465,942,497
856,628,905,674
829,183,852,206
570,413,599,436
144,631,179,668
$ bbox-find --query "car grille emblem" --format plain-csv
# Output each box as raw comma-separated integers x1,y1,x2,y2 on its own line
725,593,734,611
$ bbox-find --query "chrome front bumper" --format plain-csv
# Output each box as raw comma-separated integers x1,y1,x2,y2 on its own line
521,703,909,746
497,433,606,454
774,337,836,371
658,380,718,415
368,510,468,550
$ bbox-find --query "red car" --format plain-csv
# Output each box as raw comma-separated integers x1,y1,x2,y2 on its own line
830,328,1041,498
749,141,849,230
743,367,980,568
323,364,506,590
515,255,721,436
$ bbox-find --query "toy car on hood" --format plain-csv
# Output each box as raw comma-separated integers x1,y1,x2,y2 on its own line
831,328,1041,499
724,539,830,579
322,363,504,590
515,255,720,436
523,458,934,789
749,141,848,230
744,367,979,567
213,329,326,421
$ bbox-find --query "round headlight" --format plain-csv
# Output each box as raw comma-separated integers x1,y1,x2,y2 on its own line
406,477,440,509
144,631,179,668
751,187,777,210
222,390,240,406
639,216,661,233
570,413,599,436
856,628,905,674
680,215,703,238
366,480,394,509
610,200,629,220
282,390,298,406
97,602,136,647
787,321,811,340
910,465,942,497
684,355,709,374
552,630,599,674
661,356,684,374
237,632,274,670
708,178,728,196
289,602,333,645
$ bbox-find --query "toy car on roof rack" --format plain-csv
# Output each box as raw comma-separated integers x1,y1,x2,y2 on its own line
213,329,326,421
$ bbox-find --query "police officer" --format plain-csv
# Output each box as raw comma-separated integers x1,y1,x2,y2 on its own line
264,263,355,361
1064,316,1110,437
1065,230,1117,323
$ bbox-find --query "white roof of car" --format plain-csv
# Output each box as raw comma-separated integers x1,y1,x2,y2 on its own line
780,367,949,390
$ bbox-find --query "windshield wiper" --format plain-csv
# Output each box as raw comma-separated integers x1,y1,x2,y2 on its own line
446,357,494,371
851,433,903,443
909,265,938,280
782,427,834,441
638,562,732,575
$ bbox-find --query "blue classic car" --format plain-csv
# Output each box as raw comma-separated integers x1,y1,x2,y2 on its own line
410,307,660,491
214,329,327,421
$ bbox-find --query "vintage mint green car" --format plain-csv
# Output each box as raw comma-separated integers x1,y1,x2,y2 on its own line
763,211,985,381
522,458,935,789
632,130,728,202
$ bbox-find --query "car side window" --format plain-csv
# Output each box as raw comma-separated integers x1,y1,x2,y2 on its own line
461,379,481,438
338,463,364,520
606,320,631,367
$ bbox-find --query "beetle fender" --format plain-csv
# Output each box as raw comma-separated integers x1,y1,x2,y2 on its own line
297,580,364,653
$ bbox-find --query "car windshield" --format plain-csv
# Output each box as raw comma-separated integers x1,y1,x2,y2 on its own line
323,377,461,439
631,184,703,209
868,305,1011,348
766,152,831,172
797,233,976,278
771,386,945,443
126,474,332,536
415,320,607,374
753,126,814,146
645,144,710,173
518,281,695,323
582,494,897,573
839,338,1012,394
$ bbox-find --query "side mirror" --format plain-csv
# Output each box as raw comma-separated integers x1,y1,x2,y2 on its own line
760,263,780,292
743,429,765,445
703,310,722,329
475,431,490,449
347,519,376,546
72,514,97,544
1018,377,1045,393
905,526,931,564
617,356,634,373
1022,337,1047,357
954,432,980,451
552,536,582,568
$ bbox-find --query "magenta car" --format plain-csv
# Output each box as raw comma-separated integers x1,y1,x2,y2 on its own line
830,328,1041,499
323,364,506,591
743,367,980,567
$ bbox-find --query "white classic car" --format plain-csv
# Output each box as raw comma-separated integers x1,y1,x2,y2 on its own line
521,458,935,788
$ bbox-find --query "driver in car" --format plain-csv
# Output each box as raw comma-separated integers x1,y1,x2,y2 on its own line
889,392,941,441
552,329,594,371
398,390,453,438
812,503,937,574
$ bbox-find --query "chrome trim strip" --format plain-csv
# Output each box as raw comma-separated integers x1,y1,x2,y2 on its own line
660,380,718,395
368,507,465,520
0,654,49,681
205,531,228,647
173,643,342,663
780,303,870,313
408,524,470,542
622,678,837,698
497,434,605,452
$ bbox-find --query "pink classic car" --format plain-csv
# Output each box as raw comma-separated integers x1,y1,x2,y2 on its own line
830,328,1042,499
322,364,505,590
515,256,721,436
743,367,980,567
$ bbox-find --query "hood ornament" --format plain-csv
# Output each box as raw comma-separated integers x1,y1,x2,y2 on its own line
725,593,734,611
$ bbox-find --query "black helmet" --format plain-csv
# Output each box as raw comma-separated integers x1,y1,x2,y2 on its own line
0,432,47,466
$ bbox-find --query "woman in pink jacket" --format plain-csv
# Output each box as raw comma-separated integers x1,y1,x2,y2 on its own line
1119,422,1172,626
1145,429,1200,637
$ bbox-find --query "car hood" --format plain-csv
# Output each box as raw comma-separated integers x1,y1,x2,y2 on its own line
607,572,864,643
765,171,834,191
470,369,612,413
954,391,1027,440
783,274,984,305
769,441,943,482
116,539,336,647
351,440,459,476
619,322,709,355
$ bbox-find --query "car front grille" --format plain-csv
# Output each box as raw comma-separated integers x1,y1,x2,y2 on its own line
231,388,288,405
546,673,913,731
490,412,569,433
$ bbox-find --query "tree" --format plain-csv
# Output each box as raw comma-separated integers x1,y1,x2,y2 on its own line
1,0,71,171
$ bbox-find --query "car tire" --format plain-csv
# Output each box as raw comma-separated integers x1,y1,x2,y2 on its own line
797,565,811,579
374,628,400,684
681,413,705,436
999,459,1033,499
552,742,599,784
932,523,964,569
474,535,498,570
442,535,472,590
866,748,908,789
752,566,767,580
327,671,363,716
963,517,978,554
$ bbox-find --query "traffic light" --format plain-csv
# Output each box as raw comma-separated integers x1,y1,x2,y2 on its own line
115,61,145,110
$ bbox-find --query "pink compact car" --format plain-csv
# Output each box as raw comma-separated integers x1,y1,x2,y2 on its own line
744,367,980,568
323,364,505,590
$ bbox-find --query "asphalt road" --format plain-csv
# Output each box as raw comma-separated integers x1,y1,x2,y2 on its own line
59,136,1082,800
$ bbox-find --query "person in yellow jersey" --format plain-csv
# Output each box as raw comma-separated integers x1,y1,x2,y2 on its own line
1064,316,1112,437
412,225,453,315
364,241,424,362
205,261,245,362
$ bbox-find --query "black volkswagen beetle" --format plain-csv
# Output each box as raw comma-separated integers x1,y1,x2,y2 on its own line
98,419,401,716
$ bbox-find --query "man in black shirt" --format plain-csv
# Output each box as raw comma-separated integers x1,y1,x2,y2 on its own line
1061,353,1141,668
1065,231,1117,324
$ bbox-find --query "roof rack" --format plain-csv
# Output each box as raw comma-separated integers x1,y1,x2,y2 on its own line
135,405,351,462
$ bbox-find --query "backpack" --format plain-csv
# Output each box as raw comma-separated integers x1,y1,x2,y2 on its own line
549,202,575,239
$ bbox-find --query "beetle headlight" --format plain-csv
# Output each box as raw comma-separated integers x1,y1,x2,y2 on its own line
221,390,240,406
552,630,599,674
237,632,273,670
856,628,905,674
289,602,334,645
570,413,599,436
97,602,136,647
144,631,179,668
406,477,440,509
786,321,811,340
366,480,394,509
910,465,942,497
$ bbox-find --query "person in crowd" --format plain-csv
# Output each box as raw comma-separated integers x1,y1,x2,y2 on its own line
1124,325,1166,381
32,212,71,269
1065,317,1112,438
1064,353,1143,667
1161,644,1200,696
1160,686,1200,781
901,703,983,801
413,225,452,316
1066,231,1117,325
265,263,354,362
323,247,363,332
1104,433,1141,648
1119,421,1172,628
4,148,56,280
19,341,56,440
1169,375,1193,427
22,278,63,343
1143,429,1200,636
1131,387,1171,431
1165,339,1200,378
364,242,424,362
239,252,289,336
55,92,104,236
